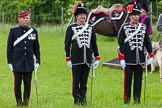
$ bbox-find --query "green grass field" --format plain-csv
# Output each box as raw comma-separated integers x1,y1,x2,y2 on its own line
0,24,162,108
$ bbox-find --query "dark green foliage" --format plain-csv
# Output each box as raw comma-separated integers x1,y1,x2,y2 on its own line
0,0,161,25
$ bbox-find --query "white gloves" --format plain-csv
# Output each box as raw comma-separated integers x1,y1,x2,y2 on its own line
120,59,126,69
8,64,13,72
34,63,39,72
147,57,154,65
67,60,72,69
92,60,100,69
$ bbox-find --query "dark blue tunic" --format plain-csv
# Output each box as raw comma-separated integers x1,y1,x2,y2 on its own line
7,26,40,72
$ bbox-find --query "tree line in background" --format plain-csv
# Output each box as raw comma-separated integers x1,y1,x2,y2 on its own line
0,0,162,26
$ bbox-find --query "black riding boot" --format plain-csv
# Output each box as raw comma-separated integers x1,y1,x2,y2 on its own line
134,97,141,104
124,97,130,104
74,98,80,105
23,98,29,106
80,97,87,106
17,99,23,107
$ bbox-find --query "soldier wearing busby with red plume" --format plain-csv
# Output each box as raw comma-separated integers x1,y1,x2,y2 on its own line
64,2,100,106
118,0,154,104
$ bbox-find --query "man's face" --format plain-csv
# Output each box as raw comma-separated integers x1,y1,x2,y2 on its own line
76,13,87,23
18,15,30,27
130,14,140,22
140,10,146,17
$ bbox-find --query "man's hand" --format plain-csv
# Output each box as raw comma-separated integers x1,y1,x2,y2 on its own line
67,60,72,69
34,63,39,72
92,60,100,69
147,57,154,65
8,64,13,72
120,59,126,69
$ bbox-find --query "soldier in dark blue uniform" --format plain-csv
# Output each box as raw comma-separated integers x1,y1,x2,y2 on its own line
118,3,154,104
64,3,100,106
7,10,40,107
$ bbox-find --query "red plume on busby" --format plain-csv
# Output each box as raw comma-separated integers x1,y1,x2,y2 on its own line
127,4,134,14
72,5,77,14
127,1,141,15
73,3,87,16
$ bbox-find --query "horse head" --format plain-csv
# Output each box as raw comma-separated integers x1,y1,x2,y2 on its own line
89,4,129,37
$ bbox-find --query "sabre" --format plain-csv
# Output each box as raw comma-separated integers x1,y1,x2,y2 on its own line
144,52,148,103
34,69,39,105
90,66,95,105
66,14,74,29
33,55,39,106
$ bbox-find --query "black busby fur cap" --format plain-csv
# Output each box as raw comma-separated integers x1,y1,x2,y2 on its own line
74,3,87,16
131,4,141,15
127,2,141,15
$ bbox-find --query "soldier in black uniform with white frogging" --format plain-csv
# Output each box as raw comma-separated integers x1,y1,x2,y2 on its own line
118,3,154,104
7,10,40,107
65,3,100,106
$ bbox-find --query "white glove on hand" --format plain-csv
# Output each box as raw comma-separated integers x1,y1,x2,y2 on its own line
67,60,72,69
147,57,154,65
34,63,39,72
92,60,100,69
120,59,126,69
8,64,13,72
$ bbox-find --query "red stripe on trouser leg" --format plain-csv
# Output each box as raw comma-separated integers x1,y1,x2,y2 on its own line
124,69,127,101
13,72,18,104
13,72,17,103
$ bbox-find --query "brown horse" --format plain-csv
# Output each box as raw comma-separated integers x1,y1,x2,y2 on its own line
94,11,128,37
91,1,150,37
90,5,129,37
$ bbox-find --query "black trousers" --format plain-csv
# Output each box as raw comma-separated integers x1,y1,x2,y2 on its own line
13,72,32,103
124,65,143,103
72,64,90,100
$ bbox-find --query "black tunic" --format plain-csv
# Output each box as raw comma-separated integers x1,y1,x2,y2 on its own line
118,22,152,65
64,23,99,65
